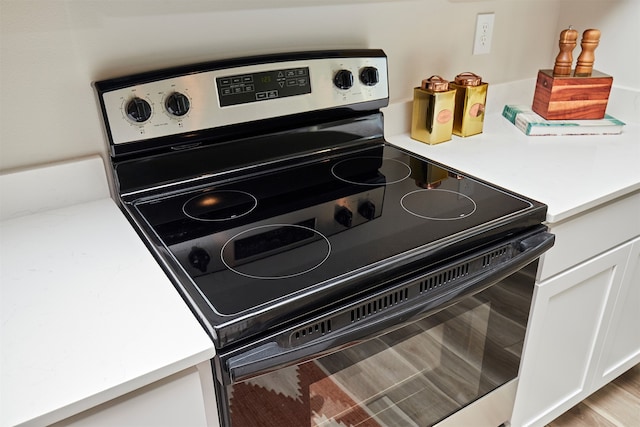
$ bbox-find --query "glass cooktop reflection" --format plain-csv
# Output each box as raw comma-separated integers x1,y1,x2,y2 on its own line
135,145,534,315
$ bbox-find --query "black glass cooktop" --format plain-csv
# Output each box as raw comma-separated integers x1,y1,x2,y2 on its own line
136,144,539,317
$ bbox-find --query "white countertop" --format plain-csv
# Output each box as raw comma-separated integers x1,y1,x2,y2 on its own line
0,158,215,427
386,84,640,224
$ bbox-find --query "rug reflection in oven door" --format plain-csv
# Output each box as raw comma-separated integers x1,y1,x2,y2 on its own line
227,281,523,427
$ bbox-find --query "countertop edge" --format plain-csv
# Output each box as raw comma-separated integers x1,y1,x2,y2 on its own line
546,183,640,224
16,348,216,427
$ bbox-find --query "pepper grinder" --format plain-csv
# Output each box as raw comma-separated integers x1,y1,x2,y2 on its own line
574,29,601,76
553,26,578,76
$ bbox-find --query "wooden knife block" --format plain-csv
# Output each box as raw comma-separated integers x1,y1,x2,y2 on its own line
532,69,612,120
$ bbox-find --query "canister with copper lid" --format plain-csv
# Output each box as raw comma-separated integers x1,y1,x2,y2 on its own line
450,72,489,137
410,75,456,145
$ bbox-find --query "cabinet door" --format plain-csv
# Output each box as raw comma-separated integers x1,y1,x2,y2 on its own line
511,244,631,427
593,237,640,389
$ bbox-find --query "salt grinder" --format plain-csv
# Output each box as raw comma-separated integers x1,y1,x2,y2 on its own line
410,75,456,145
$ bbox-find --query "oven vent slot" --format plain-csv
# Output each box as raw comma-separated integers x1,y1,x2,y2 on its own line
292,319,332,342
350,288,409,322
482,247,508,268
420,262,470,293
288,243,515,347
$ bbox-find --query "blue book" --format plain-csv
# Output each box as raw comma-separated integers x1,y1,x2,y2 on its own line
502,105,625,136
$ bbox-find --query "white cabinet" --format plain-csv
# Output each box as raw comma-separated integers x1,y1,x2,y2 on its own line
512,192,640,427
52,362,219,427
593,239,640,389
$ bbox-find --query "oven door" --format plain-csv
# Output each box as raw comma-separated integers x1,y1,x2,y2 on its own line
215,228,553,427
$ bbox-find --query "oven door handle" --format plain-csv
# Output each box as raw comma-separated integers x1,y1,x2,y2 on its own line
225,229,554,383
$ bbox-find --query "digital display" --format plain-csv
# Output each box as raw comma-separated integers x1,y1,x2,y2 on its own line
217,67,311,107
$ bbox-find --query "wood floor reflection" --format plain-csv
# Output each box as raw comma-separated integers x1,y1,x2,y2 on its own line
546,364,640,427
228,270,535,427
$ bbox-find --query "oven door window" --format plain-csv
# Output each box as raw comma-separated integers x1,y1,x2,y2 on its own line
226,269,533,427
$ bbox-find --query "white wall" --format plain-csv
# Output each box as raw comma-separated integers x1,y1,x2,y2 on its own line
0,0,636,173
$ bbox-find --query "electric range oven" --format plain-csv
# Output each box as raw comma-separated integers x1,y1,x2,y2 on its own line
94,50,554,427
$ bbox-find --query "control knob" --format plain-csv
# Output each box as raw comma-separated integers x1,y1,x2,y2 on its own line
165,92,190,117
358,200,376,220
333,69,354,90
125,97,152,123
335,207,353,228
188,247,211,273
359,67,380,86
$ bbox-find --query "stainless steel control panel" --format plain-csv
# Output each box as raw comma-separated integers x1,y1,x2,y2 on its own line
99,55,388,146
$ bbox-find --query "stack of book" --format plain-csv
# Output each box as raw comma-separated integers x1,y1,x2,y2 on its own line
502,104,625,136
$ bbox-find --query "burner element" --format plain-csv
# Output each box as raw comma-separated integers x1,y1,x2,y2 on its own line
401,189,477,220
331,157,411,186
183,190,257,221
221,224,331,280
